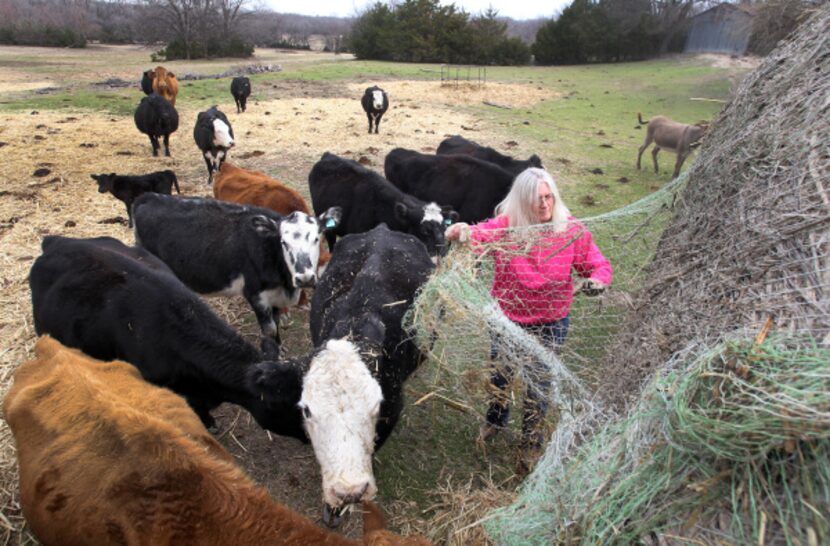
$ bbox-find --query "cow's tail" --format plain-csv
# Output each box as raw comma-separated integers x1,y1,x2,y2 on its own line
637,112,648,125
361,501,386,535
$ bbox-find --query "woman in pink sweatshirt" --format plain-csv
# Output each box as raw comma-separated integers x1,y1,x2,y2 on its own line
446,167,612,472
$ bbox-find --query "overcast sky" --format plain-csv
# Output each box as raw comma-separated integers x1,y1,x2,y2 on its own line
265,0,571,20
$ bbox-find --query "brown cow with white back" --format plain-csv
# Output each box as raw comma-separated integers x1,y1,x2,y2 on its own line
3,336,431,546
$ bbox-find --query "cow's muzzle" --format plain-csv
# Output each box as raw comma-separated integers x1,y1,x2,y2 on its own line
294,273,317,289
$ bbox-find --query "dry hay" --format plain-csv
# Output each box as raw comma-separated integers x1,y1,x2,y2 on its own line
0,72,553,542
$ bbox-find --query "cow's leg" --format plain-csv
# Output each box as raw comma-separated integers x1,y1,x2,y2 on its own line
149,135,159,156
125,199,134,228
673,152,686,179
163,133,171,157
651,146,661,174
203,154,214,184
247,292,280,349
366,112,373,134
374,113,381,134
241,97,246,112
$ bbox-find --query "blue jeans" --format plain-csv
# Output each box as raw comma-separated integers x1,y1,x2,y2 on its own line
485,316,569,448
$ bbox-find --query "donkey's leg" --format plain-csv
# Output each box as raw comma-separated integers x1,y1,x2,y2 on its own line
651,146,661,174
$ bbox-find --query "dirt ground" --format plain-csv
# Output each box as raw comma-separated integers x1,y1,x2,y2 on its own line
0,47,555,543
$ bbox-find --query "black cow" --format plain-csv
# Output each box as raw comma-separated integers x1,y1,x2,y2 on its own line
29,235,399,522
134,93,179,157
384,147,515,224
133,193,340,352
90,170,180,227
360,86,389,134
193,106,235,184
437,135,543,175
140,70,153,95
231,76,251,113
254,224,434,526
308,152,457,258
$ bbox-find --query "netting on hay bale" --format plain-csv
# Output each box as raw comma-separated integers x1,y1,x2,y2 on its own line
407,4,829,544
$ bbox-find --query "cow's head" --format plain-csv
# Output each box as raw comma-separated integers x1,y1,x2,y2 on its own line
278,207,341,289
301,328,385,526
371,89,385,110
90,173,116,194
395,201,458,259
212,118,234,149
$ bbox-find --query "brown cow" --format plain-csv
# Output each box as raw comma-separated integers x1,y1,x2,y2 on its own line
214,161,332,275
3,336,431,546
148,65,179,106
637,113,708,179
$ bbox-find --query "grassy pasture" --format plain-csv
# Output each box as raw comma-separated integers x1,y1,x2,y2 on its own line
0,44,752,544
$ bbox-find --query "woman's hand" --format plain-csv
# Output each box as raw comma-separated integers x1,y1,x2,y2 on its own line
580,278,607,296
445,222,471,242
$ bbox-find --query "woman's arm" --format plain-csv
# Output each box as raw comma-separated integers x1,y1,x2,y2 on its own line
573,229,613,285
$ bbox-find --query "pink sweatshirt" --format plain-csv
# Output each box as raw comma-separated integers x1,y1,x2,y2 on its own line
470,215,613,324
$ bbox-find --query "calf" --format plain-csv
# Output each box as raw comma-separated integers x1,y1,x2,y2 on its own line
134,93,179,157
231,76,252,113
308,152,457,258
28,236,417,533
194,106,235,184
637,112,708,179
145,65,179,105
360,86,389,134
133,193,340,350
214,161,331,273
384,147,514,223
437,135,543,176
91,170,180,227
4,336,431,546
254,224,434,526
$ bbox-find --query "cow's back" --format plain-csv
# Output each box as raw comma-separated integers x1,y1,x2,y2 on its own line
214,164,310,216
3,336,233,545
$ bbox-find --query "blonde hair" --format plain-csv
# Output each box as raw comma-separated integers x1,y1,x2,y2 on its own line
495,168,571,231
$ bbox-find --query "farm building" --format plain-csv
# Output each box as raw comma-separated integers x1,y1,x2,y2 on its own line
685,3,756,55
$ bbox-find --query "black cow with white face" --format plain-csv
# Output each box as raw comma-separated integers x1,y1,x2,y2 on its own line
132,193,340,352
29,235,403,524
360,86,389,134
230,76,251,113
134,93,179,157
251,224,434,526
91,170,180,227
308,152,457,259
193,106,235,184
384,147,515,224
437,135,543,176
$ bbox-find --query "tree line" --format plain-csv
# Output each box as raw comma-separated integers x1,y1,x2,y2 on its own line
0,0,816,64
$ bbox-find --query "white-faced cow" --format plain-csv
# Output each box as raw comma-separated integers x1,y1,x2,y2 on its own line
360,86,389,134
384,147,514,224
231,76,251,113
308,152,457,259
193,106,235,184
4,336,431,546
251,224,434,526
91,170,180,227
437,135,543,176
28,235,423,534
134,93,179,157
132,193,340,353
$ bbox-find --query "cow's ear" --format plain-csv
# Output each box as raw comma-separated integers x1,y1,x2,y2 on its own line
441,206,459,224
250,215,279,237
167,72,175,78
90,174,99,181
319,206,342,232
394,202,409,222
246,361,301,403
